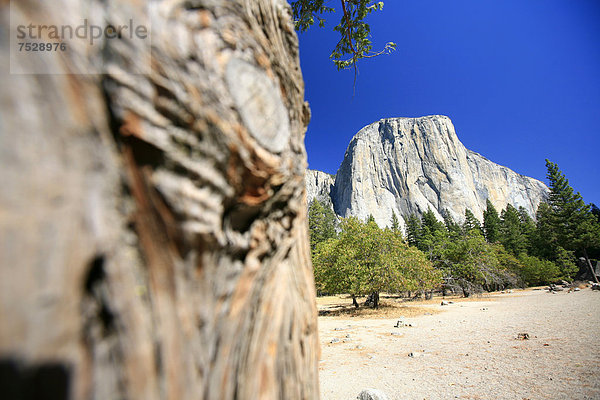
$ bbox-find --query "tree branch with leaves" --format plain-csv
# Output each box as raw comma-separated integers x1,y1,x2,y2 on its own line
290,0,396,82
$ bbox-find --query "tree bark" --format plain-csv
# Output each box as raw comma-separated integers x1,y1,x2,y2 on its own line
372,292,379,308
0,1,318,399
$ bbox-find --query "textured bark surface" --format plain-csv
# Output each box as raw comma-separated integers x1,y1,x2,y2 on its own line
0,1,318,399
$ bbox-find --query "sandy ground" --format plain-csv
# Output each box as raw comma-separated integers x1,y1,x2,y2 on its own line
318,288,600,400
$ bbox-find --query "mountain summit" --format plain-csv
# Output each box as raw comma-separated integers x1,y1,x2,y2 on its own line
306,115,548,228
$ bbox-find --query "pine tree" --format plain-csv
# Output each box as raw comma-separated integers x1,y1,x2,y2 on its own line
420,209,446,250
390,212,400,233
421,208,445,234
405,214,422,248
308,199,337,251
536,160,600,281
532,202,556,260
483,200,501,243
591,204,600,224
416,208,448,262
517,206,536,254
443,210,461,240
462,209,483,237
499,204,527,256
545,160,590,248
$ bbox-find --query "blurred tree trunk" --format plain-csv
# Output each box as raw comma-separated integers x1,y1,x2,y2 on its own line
0,1,318,399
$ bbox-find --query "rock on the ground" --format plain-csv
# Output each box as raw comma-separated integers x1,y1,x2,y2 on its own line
357,388,390,400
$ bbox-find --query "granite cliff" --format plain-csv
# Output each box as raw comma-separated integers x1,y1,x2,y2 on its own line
306,115,548,229
305,169,335,210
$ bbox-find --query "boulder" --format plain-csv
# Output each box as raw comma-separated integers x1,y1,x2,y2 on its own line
357,388,390,400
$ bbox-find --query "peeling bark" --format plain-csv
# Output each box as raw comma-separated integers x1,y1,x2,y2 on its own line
0,1,318,399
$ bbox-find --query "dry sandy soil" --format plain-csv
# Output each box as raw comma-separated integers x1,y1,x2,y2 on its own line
318,288,600,400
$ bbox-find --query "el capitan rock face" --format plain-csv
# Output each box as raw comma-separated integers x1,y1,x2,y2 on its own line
305,169,335,209
307,115,548,229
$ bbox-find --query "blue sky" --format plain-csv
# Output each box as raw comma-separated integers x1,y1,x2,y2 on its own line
297,0,600,206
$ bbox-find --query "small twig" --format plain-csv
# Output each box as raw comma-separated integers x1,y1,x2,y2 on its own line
340,0,359,94
340,0,356,54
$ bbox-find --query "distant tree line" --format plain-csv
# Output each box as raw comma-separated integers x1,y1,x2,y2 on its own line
308,160,600,305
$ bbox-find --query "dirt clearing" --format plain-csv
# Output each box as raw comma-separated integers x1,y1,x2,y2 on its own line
318,288,600,400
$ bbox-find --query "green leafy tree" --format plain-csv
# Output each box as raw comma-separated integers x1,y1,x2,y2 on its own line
308,199,337,251
493,245,525,287
553,247,578,280
483,200,501,243
442,235,519,296
517,254,561,287
313,217,441,307
399,206,558,294
290,0,396,76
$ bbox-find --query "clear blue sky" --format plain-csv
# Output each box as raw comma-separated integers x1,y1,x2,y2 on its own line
297,0,600,206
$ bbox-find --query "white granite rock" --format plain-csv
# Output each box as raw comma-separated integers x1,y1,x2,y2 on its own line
310,115,548,230
305,169,335,207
